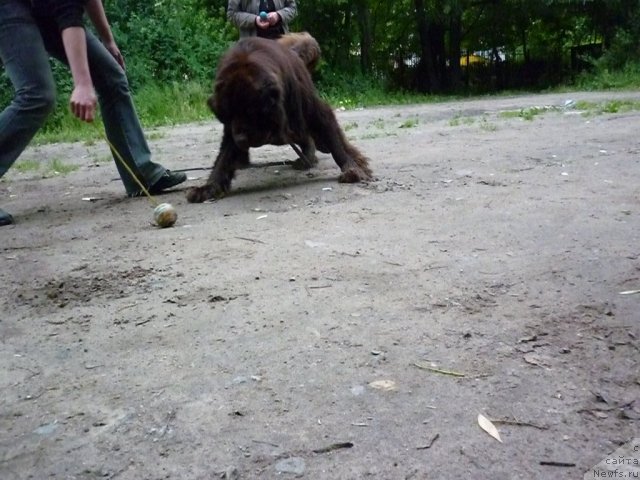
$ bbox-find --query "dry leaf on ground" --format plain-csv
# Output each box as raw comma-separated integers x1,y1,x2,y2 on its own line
478,413,503,443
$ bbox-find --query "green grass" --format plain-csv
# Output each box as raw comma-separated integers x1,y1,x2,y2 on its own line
399,118,419,128
146,131,167,140
573,62,640,90
92,154,112,164
316,69,452,110
134,81,211,127
361,132,397,140
449,116,476,126
498,110,522,119
493,97,640,125
574,99,640,115
449,115,496,131
48,158,79,175
11,157,79,177
499,106,558,121
479,117,497,132
35,118,104,144
34,81,211,145
13,159,41,173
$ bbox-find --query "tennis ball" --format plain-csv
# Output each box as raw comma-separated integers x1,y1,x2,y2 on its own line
153,203,177,228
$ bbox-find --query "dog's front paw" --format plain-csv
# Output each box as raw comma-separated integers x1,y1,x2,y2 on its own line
338,166,372,183
186,184,226,203
290,155,319,170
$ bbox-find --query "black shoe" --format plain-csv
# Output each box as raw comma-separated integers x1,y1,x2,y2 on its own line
128,170,187,197
149,170,187,194
0,208,14,226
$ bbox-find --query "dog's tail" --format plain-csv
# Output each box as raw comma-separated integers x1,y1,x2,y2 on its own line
277,32,321,72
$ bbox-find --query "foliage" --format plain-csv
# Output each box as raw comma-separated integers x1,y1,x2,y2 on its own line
295,0,640,92
2,0,640,144
595,3,640,69
574,62,640,90
102,0,235,88
133,81,212,126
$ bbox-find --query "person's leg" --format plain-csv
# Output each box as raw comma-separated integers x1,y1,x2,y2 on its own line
39,26,185,196
0,0,56,177
0,0,56,226
84,32,169,195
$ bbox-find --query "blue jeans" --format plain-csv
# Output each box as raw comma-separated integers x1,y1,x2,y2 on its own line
0,0,166,195
0,0,55,176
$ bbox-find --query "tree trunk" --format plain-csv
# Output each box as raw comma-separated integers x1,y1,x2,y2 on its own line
521,27,529,63
414,0,440,92
355,0,373,73
354,0,373,73
448,9,463,91
431,22,446,87
339,3,353,69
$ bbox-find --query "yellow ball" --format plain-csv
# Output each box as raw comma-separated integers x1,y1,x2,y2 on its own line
153,203,177,228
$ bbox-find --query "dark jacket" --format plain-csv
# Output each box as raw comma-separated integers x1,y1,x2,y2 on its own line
31,0,88,31
227,0,297,38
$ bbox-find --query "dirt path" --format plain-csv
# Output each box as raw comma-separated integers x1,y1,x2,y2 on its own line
1,91,639,479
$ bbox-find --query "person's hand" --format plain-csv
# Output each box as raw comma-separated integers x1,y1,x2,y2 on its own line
103,39,125,69
267,12,280,26
69,84,98,122
256,15,270,29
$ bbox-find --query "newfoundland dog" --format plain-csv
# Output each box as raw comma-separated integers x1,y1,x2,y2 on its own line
186,33,372,203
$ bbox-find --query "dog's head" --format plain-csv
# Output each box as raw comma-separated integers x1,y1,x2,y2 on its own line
209,42,290,150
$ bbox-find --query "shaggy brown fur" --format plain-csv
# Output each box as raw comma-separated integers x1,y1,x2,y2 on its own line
276,31,321,72
186,35,372,203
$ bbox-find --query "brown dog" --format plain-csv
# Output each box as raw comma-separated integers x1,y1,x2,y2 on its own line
186,34,372,203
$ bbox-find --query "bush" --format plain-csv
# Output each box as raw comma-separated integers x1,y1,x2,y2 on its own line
599,28,640,70
104,0,235,87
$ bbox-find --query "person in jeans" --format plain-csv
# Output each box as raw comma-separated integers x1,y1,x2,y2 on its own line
227,0,297,39
0,0,186,227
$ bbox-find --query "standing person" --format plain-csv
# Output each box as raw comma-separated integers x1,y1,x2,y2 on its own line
0,0,186,227
227,0,297,39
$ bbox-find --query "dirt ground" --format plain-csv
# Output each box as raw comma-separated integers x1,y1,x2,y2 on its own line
1,91,639,480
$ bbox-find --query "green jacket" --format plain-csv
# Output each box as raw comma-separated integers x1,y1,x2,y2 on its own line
227,0,297,38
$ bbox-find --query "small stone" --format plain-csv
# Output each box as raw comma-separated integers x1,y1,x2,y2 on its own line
350,385,365,396
33,423,58,436
231,376,248,385
275,457,305,476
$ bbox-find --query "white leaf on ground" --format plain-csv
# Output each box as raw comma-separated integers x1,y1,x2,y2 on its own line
478,413,503,443
368,380,397,391
619,289,640,295
523,353,552,369
305,240,326,248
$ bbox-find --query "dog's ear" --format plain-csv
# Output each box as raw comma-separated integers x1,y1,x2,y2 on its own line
206,94,216,113
207,93,223,120
208,88,230,124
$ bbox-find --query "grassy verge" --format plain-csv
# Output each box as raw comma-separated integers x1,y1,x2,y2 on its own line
34,81,212,145
30,63,640,145
496,99,640,123
11,157,79,177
